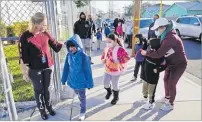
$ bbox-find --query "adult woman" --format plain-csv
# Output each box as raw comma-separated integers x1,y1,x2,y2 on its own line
141,18,187,111
19,12,63,120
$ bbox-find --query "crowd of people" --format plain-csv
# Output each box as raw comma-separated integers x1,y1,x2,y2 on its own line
19,12,187,121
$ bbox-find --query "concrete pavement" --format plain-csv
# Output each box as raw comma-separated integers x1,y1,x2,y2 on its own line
24,48,201,121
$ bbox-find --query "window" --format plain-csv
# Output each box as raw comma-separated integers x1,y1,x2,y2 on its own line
180,17,191,24
190,17,200,26
140,19,153,28
199,17,202,23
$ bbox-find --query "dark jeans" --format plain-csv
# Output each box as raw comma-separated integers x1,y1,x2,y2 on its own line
127,34,132,48
134,61,143,78
28,66,54,111
74,89,86,114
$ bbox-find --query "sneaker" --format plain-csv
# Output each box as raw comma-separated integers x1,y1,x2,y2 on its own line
131,76,137,81
160,102,174,111
157,97,170,103
143,102,153,110
79,113,86,121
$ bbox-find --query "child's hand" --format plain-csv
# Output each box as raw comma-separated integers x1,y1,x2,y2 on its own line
141,50,147,56
153,69,157,73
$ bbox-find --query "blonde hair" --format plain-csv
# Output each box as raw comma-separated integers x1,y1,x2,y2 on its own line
28,12,46,32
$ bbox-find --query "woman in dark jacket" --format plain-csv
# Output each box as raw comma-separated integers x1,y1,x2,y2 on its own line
141,18,187,111
19,12,63,120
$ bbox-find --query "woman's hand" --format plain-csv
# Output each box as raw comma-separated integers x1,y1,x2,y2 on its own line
141,50,147,56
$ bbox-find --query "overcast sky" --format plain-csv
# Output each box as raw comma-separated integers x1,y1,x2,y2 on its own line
94,1,188,13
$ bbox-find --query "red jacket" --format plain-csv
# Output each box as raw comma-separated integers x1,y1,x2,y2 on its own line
19,31,62,70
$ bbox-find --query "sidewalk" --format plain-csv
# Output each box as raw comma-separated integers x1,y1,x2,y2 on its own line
23,49,201,121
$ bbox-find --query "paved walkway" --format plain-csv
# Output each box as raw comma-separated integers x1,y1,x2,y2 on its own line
20,48,201,121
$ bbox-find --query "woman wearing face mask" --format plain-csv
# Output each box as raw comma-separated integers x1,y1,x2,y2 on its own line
141,18,187,111
101,33,130,105
19,12,63,120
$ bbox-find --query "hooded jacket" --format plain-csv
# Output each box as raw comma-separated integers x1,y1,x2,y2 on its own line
61,34,94,90
74,12,91,39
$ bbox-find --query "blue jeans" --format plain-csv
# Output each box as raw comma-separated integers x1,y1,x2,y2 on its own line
74,89,86,114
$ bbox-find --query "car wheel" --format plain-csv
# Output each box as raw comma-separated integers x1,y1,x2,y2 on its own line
176,29,181,38
200,34,202,42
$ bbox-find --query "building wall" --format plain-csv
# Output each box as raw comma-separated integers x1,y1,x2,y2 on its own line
141,10,153,18
164,4,187,17
187,10,202,15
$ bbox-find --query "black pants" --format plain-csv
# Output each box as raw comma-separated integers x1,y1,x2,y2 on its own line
127,34,132,48
134,61,143,78
28,66,54,111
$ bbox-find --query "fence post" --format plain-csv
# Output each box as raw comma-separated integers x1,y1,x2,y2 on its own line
46,0,62,102
0,38,18,121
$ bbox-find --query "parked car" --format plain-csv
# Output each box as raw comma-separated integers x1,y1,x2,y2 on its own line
174,15,202,41
138,18,154,39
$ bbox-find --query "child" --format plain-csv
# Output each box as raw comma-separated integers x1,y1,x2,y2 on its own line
104,23,111,37
116,22,123,37
96,28,102,50
61,34,94,121
101,33,130,105
131,34,147,81
140,38,166,110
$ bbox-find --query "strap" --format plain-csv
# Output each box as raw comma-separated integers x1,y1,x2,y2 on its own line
112,45,120,62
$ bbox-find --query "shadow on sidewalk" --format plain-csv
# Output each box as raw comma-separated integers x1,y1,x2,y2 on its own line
71,81,142,120
111,102,171,121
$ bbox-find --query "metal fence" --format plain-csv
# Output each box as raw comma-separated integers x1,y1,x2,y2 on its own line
0,0,76,120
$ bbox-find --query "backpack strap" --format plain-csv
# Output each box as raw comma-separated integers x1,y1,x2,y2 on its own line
112,45,120,62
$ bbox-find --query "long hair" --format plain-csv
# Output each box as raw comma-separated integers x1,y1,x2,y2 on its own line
107,32,123,47
28,12,46,33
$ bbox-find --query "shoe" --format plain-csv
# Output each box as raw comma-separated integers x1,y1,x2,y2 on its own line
111,90,119,105
131,76,137,81
160,102,174,111
91,62,94,65
104,87,112,100
47,107,56,116
143,102,153,110
79,113,86,121
40,110,48,120
157,97,170,103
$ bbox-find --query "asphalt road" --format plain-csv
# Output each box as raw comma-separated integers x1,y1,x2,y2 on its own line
182,38,201,81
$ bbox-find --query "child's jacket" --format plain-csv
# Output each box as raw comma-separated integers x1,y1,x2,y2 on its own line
104,27,111,36
116,26,123,36
135,44,144,62
61,35,94,90
96,32,102,40
101,45,130,76
141,39,166,84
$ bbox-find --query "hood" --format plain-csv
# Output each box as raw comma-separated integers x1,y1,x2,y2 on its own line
79,12,86,20
65,34,84,53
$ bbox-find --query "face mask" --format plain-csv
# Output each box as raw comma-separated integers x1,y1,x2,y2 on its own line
155,30,161,37
136,39,140,44
81,18,85,21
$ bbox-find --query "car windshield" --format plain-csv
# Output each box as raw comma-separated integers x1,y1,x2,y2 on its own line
140,19,153,28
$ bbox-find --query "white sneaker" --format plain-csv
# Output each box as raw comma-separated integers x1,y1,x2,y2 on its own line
131,76,137,81
157,97,169,103
160,102,174,111
79,113,86,121
143,102,153,110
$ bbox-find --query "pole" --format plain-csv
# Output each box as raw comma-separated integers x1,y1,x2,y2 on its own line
159,0,163,17
89,0,91,15
0,38,18,121
132,0,141,56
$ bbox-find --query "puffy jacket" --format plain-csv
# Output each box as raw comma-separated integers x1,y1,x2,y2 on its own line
61,35,94,90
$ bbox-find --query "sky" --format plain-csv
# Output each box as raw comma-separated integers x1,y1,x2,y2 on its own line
94,1,188,13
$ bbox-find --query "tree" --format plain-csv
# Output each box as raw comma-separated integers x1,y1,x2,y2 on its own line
0,21,7,37
12,21,29,36
74,0,90,8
